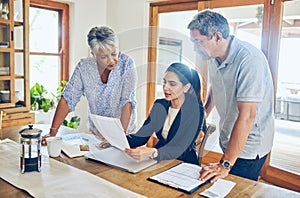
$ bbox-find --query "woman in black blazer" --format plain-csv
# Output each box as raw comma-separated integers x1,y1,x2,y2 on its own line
125,62,204,164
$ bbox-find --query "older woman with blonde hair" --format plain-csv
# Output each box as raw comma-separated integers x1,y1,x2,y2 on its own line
43,26,137,143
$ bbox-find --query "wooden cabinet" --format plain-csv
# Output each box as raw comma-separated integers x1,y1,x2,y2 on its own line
0,0,33,128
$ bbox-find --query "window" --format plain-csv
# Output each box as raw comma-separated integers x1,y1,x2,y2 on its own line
29,0,69,98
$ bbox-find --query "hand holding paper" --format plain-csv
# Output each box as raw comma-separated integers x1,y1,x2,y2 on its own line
90,114,130,150
125,147,156,161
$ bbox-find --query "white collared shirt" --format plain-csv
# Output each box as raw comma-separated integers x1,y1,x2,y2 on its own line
162,107,180,140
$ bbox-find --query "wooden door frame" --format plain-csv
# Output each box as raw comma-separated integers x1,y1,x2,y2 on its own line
148,0,300,192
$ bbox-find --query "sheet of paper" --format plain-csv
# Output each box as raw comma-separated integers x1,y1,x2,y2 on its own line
61,132,101,145
61,142,88,158
90,114,130,150
199,179,236,198
150,162,205,192
61,132,102,158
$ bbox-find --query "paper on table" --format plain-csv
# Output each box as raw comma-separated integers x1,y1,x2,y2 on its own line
90,114,130,150
199,179,236,198
61,133,102,158
61,142,89,158
149,162,206,193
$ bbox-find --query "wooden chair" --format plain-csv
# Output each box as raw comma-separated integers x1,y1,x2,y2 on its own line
146,134,159,147
196,123,216,165
0,111,3,129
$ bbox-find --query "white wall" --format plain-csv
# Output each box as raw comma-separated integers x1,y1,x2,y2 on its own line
66,0,107,71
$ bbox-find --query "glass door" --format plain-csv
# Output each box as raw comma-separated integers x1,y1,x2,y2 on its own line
270,0,300,185
156,10,198,99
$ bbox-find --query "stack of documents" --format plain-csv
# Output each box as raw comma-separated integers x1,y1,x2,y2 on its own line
148,162,206,193
148,162,237,196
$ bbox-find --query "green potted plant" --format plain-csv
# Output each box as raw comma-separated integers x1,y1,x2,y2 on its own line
30,82,54,112
30,80,81,128
63,115,81,129
53,80,68,104
30,80,68,112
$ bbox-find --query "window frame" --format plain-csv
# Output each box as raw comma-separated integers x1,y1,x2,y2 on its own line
29,0,69,82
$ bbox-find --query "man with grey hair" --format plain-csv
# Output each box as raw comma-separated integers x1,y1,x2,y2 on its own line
188,10,274,182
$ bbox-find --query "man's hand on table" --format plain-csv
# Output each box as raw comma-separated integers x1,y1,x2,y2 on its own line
199,162,230,183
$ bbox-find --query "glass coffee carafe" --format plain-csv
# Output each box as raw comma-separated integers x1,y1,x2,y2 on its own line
19,125,42,173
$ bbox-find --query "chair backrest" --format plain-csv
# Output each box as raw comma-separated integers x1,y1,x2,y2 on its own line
0,111,3,129
197,123,216,165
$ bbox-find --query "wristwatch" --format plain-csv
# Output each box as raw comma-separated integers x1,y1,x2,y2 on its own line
219,159,233,170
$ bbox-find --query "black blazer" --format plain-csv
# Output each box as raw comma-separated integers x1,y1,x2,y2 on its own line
127,95,204,164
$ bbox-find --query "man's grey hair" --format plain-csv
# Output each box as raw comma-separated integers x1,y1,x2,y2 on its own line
187,10,230,39
87,26,119,53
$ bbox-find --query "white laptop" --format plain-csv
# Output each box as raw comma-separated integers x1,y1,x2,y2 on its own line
84,114,157,173
85,147,157,173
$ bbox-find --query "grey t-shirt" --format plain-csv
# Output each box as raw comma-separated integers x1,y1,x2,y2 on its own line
208,36,275,159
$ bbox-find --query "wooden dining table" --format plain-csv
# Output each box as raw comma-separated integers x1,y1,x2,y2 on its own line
1,124,299,198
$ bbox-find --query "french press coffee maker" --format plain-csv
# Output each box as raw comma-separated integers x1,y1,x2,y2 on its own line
19,124,42,173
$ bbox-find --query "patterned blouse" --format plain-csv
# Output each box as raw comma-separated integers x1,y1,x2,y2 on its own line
62,52,137,134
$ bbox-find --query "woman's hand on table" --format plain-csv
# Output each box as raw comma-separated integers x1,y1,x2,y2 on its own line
124,147,156,161
41,134,52,146
41,128,59,146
